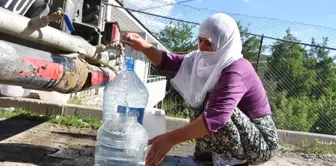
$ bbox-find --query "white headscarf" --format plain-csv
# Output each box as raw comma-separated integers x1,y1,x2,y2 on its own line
171,13,244,108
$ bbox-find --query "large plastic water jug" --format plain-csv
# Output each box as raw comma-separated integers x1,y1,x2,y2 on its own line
94,114,149,166
102,56,149,124
143,108,166,139
38,90,70,104
0,85,30,97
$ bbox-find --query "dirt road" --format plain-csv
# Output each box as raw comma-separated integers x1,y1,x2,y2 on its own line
0,118,335,166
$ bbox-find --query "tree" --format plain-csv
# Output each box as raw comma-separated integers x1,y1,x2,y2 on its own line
306,37,336,98
154,22,198,53
305,37,336,135
264,29,315,98
261,28,336,134
238,22,266,63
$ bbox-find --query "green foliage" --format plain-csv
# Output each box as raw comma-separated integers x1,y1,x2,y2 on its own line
297,139,336,154
0,108,101,129
263,29,336,135
154,22,198,53
270,94,319,132
239,22,266,63
162,97,190,118
309,95,336,135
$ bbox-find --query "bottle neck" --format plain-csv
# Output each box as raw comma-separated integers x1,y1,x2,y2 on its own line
125,57,134,71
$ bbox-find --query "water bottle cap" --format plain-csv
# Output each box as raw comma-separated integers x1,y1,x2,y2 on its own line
125,57,134,71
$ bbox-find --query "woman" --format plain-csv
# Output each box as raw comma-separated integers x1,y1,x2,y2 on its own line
122,13,279,166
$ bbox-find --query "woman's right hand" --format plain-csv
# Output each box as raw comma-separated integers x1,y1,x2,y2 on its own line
122,33,163,66
122,33,152,52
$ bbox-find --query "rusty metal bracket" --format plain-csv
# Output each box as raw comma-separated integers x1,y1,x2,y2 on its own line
106,41,126,74
92,41,125,74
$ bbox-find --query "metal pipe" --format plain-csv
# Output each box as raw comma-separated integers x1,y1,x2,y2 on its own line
255,34,264,72
0,40,115,93
0,8,112,67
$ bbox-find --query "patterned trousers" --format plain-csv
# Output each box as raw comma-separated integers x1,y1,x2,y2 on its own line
190,107,279,165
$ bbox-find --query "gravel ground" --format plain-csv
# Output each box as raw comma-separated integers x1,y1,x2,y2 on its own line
0,118,335,166
79,93,103,108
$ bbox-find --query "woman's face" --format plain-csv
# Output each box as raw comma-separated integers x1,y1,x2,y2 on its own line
198,36,214,52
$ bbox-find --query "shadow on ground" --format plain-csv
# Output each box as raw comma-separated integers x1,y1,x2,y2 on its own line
0,142,206,166
160,156,213,166
0,143,61,165
52,131,96,141
0,142,97,165
0,115,49,141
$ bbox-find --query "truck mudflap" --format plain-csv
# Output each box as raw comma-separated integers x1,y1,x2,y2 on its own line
0,40,115,93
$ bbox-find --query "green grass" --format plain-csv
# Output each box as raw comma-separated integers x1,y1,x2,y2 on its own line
0,108,102,129
162,98,190,118
297,139,336,154
280,140,336,155
51,115,101,129
0,108,51,121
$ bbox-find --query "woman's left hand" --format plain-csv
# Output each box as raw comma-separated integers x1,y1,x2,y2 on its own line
146,133,176,165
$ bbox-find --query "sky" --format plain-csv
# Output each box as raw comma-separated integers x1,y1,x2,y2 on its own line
187,0,336,29
124,0,336,49
185,0,336,48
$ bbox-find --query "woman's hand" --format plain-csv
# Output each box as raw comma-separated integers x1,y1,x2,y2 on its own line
122,33,163,66
122,33,152,52
145,115,209,166
145,115,209,165
145,133,175,166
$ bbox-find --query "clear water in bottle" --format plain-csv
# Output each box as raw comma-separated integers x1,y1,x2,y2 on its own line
95,55,150,166
94,114,149,166
102,56,149,124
